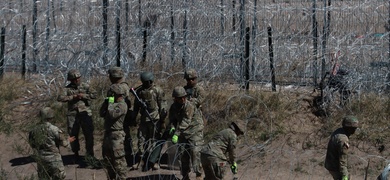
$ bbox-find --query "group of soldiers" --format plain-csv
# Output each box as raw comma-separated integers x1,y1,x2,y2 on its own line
27,66,368,180
28,67,246,180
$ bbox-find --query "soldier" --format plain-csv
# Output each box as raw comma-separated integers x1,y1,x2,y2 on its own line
377,163,390,180
100,84,128,180
328,67,351,106
183,68,205,110
28,107,75,180
168,86,204,180
325,116,359,180
200,121,245,180
104,67,134,166
131,71,167,171
57,69,97,160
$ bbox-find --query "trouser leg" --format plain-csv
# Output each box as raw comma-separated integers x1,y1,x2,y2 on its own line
67,115,80,153
79,112,94,157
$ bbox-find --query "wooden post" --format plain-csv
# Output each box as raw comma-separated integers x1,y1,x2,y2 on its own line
220,0,225,35
102,0,109,65
267,27,276,92
115,0,121,67
239,0,245,87
170,0,175,63
45,0,51,65
181,0,188,68
32,0,38,72
0,27,5,78
251,0,257,79
312,0,318,86
244,27,250,90
22,25,27,79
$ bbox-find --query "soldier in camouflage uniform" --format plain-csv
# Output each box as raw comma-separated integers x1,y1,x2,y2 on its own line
100,84,128,180
325,116,359,180
183,69,205,110
168,86,204,180
200,121,245,180
103,67,134,166
28,107,75,180
57,69,97,159
184,69,206,126
377,163,390,180
131,72,167,171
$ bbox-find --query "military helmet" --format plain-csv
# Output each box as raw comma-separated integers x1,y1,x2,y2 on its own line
110,84,126,95
231,120,246,134
108,67,124,78
40,107,55,119
184,68,198,79
140,72,154,82
342,115,359,128
172,86,187,98
67,69,81,80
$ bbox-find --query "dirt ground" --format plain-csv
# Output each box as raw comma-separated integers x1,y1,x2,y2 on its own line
0,85,388,180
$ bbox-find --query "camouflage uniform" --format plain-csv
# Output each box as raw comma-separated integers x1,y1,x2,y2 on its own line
105,67,134,164
100,84,128,180
57,69,97,157
200,121,245,180
324,128,350,180
328,67,351,106
28,108,69,180
132,74,167,170
325,116,359,180
377,164,390,180
168,87,204,180
183,69,206,109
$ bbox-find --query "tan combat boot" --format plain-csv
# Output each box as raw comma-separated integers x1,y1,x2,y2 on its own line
152,163,160,170
196,175,203,180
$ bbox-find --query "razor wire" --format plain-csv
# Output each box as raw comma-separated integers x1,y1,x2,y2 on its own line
0,0,388,93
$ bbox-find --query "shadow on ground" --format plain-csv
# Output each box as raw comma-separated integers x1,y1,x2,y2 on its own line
9,156,35,166
127,174,179,180
9,154,103,170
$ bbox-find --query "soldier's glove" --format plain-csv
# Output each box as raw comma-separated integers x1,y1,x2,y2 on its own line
231,162,237,174
172,134,178,144
341,176,348,180
169,127,176,135
108,97,114,103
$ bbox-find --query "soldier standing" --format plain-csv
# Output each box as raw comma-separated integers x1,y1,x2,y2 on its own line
57,69,97,160
183,69,205,110
131,71,167,171
325,116,359,180
28,107,75,180
100,84,128,180
104,67,134,166
168,86,204,180
200,121,245,180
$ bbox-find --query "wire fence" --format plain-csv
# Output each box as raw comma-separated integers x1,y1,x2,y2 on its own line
0,0,389,94
1,1,390,178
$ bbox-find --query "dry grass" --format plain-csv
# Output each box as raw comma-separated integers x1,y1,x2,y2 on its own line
0,74,388,179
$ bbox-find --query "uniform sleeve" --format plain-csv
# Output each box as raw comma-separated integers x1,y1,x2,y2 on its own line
192,86,206,108
156,87,168,113
175,104,194,136
132,93,141,121
338,137,350,177
51,125,69,148
167,105,176,128
227,133,238,164
57,88,73,102
107,103,127,120
82,84,97,100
